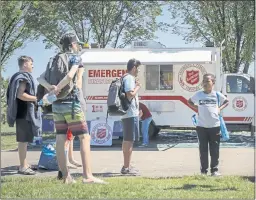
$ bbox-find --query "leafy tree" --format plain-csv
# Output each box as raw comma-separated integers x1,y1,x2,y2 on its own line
1,1,37,67
26,1,168,49
0,1,37,125
0,77,9,124
168,1,255,73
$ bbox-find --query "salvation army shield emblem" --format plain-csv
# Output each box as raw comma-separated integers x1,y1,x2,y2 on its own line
186,70,200,85
236,100,244,108
232,96,247,112
96,128,106,139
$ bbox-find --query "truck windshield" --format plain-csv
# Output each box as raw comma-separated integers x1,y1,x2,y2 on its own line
226,75,254,94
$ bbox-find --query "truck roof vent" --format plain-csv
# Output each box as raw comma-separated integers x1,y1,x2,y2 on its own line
131,41,165,49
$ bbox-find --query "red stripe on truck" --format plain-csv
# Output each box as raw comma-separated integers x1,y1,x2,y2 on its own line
86,95,252,122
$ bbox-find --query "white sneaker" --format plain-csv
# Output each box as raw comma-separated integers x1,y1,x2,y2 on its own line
211,172,221,177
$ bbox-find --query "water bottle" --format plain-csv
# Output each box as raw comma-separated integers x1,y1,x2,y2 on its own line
31,136,42,146
38,93,57,106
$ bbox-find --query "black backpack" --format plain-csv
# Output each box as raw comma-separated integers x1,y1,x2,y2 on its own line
106,74,131,117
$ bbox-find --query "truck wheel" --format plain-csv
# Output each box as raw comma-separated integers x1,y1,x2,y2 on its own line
148,122,156,139
149,120,161,139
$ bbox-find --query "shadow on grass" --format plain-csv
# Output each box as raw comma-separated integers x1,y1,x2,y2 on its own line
71,172,139,178
1,132,16,136
1,165,56,177
164,184,237,191
241,176,255,183
1,166,19,177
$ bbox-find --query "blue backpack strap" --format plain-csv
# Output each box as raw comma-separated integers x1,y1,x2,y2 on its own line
216,92,222,116
216,92,220,107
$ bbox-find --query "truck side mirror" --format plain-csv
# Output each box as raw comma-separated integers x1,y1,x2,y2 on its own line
250,77,255,94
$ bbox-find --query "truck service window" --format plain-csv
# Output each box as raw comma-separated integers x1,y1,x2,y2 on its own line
145,65,173,91
226,75,252,93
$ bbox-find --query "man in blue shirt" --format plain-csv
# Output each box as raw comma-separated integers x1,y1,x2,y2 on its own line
121,58,141,175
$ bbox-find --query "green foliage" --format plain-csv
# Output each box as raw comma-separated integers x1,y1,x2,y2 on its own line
26,1,168,49
0,1,38,67
1,77,9,110
168,1,255,73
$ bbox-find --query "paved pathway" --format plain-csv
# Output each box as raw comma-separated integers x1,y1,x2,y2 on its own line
1,148,254,178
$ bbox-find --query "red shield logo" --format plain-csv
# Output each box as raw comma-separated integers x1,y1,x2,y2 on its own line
97,128,106,139
186,70,199,85
236,100,244,108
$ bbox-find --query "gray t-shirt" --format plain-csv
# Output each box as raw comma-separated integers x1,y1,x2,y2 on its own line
190,90,227,128
121,74,139,119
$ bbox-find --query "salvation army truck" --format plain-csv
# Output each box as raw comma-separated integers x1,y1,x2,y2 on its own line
80,41,255,139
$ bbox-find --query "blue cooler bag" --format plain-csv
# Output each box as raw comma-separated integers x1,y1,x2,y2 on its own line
38,143,59,170
216,92,230,142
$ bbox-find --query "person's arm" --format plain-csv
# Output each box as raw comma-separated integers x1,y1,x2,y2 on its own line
218,93,229,111
17,81,37,102
139,109,143,119
56,54,82,90
56,64,79,90
37,72,53,91
124,76,141,101
76,66,84,89
188,98,198,111
188,93,199,111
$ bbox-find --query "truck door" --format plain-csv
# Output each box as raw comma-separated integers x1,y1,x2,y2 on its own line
222,74,254,124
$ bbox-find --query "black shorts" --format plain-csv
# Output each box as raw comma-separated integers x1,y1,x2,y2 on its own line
16,118,34,143
122,117,140,142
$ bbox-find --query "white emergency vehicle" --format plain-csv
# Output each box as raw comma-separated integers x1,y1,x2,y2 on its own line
81,41,255,138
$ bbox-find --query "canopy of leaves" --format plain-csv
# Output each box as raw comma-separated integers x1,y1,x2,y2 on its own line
168,1,255,73
26,1,169,49
1,1,37,67
1,77,9,108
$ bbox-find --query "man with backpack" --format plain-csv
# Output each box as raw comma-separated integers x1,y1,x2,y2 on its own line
107,58,141,174
188,73,229,176
37,32,105,184
120,59,141,175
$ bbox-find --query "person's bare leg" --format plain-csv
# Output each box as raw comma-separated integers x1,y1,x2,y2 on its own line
78,134,106,184
68,137,82,167
66,140,76,169
18,142,28,169
78,134,92,178
56,134,74,183
122,141,133,168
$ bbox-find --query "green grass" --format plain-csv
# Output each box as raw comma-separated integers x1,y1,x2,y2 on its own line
1,123,17,150
1,175,254,199
1,123,56,151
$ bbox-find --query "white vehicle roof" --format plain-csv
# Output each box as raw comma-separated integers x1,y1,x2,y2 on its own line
80,48,218,65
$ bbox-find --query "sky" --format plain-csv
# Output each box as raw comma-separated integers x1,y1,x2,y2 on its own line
2,6,254,80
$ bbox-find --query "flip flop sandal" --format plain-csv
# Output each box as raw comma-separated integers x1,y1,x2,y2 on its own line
69,161,82,167
18,167,36,175
83,178,108,184
67,164,78,169
63,176,76,184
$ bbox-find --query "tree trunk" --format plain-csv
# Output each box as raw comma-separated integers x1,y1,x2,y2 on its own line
243,62,250,74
